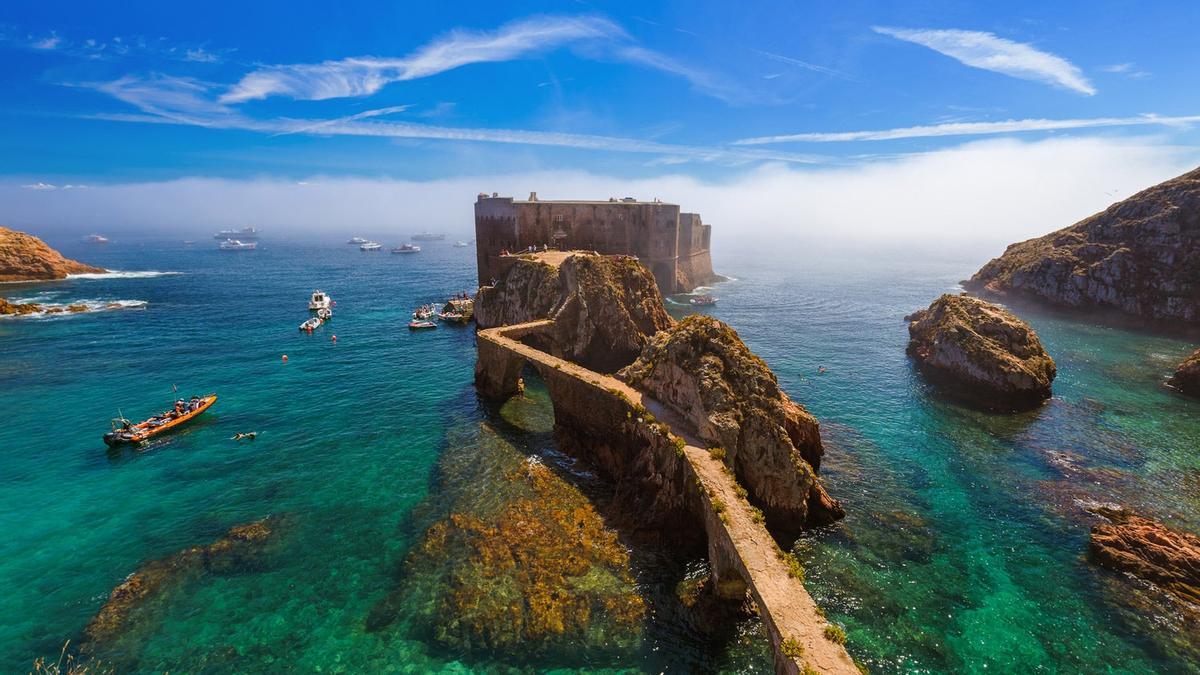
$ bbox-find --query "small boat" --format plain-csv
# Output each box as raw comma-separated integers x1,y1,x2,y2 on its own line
391,244,421,254
309,290,332,311
412,232,445,241
183,240,195,246
453,241,469,248
440,297,474,322
214,227,260,241
348,237,368,245
300,317,322,331
413,305,435,320
360,242,382,251
409,320,437,330
316,307,332,321
437,311,470,324
83,234,109,244
219,239,257,251
103,394,217,447
689,294,718,306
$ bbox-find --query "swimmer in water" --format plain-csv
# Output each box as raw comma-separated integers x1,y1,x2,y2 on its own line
232,432,258,441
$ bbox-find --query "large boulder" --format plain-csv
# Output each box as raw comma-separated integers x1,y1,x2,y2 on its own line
0,227,104,281
1168,348,1200,397
0,297,42,315
906,294,1056,411
1088,506,1200,607
476,252,673,372
964,166,1200,325
619,315,843,532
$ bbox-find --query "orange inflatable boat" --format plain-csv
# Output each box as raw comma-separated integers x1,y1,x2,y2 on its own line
103,394,217,446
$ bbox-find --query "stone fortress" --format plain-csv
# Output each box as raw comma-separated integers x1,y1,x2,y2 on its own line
474,192,716,295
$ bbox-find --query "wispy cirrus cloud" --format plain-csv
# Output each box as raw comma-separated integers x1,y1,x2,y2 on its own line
87,74,823,164
735,114,1200,145
31,32,61,50
872,26,1095,95
220,15,623,103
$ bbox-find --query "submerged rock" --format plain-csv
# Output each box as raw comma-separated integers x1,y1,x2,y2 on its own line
0,297,41,315
964,166,1200,325
906,293,1056,411
80,517,279,652
620,315,844,531
372,423,645,661
1088,506,1200,607
476,252,673,372
0,226,104,281
1168,348,1200,397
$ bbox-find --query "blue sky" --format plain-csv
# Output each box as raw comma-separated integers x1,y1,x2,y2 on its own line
2,1,1199,242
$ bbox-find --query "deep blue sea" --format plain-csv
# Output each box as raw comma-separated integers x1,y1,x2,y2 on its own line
1,236,1197,673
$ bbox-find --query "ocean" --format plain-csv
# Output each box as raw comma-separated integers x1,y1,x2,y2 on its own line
0,236,1196,673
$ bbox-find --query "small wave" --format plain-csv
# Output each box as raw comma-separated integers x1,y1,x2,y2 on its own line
1,299,148,319
67,270,183,280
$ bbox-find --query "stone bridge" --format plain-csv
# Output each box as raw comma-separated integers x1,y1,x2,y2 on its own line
476,320,858,675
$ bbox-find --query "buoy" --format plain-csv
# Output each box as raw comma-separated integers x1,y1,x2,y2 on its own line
331,335,337,343
282,354,288,362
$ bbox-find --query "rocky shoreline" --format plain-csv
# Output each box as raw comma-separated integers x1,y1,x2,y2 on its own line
0,227,104,282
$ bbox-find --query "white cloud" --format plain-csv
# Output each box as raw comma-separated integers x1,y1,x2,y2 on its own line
735,114,1200,144
184,47,219,63
873,26,1095,95
1100,62,1149,79
220,15,623,103
4,137,1194,256
21,182,57,190
31,32,61,50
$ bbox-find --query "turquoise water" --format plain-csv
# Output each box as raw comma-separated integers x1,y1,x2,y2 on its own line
1,237,1197,673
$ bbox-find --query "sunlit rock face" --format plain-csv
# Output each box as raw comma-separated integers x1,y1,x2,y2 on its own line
906,293,1056,411
475,252,673,372
1088,506,1200,607
0,226,104,281
369,421,645,663
620,315,844,533
965,166,1200,325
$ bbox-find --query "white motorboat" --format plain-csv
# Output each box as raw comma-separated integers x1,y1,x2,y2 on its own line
83,234,109,244
214,227,260,240
299,317,322,331
360,241,382,251
308,290,332,311
317,307,332,321
348,237,368,245
453,241,469,248
219,239,257,251
391,244,420,253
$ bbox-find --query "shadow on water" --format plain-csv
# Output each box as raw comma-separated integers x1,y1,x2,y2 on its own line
365,369,772,673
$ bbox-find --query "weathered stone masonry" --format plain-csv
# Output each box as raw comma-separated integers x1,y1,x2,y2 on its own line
474,193,716,295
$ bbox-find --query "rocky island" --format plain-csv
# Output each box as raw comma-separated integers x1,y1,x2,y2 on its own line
964,166,1200,326
0,226,104,282
906,293,1056,411
1168,348,1200,397
473,249,857,674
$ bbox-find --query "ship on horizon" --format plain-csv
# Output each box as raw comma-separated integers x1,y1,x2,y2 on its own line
213,227,261,240
411,232,445,241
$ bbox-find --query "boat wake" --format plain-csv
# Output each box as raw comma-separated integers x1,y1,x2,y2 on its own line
67,270,183,280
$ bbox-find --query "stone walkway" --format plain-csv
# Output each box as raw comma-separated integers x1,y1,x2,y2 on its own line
479,322,859,674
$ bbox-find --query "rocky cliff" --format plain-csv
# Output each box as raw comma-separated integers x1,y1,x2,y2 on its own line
0,227,104,282
476,252,673,372
965,166,1200,324
1088,506,1200,607
620,315,844,532
906,294,1056,410
1168,348,1200,397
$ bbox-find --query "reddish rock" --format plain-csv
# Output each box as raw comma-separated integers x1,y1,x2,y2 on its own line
0,297,41,315
906,293,1056,411
1168,348,1200,397
1088,507,1200,606
0,227,104,281
965,166,1200,324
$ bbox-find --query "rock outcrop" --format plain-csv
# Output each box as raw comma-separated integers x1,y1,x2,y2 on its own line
368,423,644,660
906,294,1056,411
1088,506,1200,607
1168,348,1200,397
0,297,41,315
476,252,673,372
620,315,844,532
81,517,279,652
965,166,1200,325
0,227,104,281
